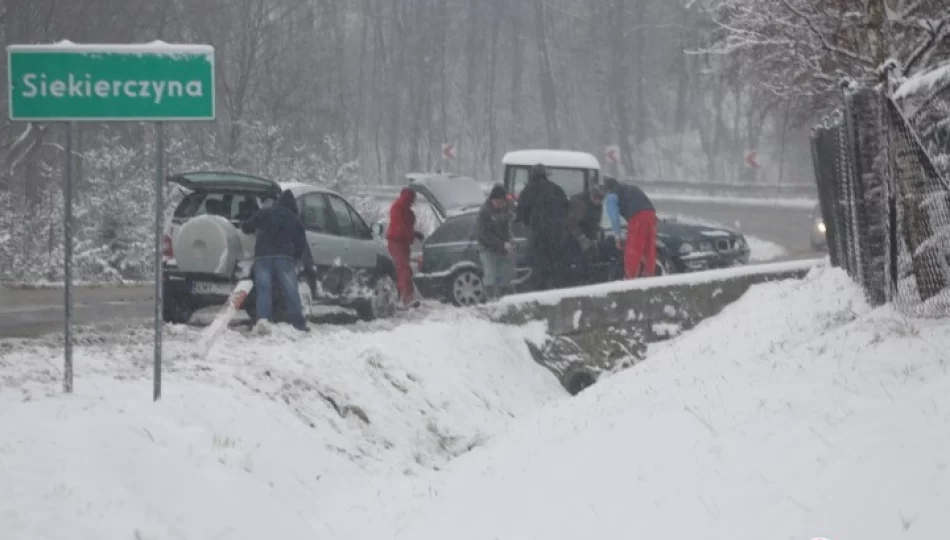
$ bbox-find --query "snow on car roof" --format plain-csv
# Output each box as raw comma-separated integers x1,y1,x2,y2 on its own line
502,149,600,170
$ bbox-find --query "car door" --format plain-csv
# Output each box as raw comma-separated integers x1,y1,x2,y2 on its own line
298,192,347,269
325,193,368,270
336,195,385,271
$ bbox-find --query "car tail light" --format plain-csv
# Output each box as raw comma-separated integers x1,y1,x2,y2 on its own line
162,234,173,259
416,253,423,269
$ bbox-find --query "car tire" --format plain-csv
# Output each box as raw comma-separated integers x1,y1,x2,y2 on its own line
356,274,398,321
162,290,193,324
448,269,485,307
654,255,672,276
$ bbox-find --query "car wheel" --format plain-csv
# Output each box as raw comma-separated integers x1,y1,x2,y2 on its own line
162,289,193,324
652,252,676,276
356,274,398,321
449,269,484,307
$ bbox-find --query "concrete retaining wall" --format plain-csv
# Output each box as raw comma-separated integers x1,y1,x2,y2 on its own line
487,258,824,394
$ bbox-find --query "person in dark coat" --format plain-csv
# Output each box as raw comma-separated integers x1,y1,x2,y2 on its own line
515,164,571,290
603,176,657,279
566,184,605,284
476,184,516,301
241,189,309,331
386,188,425,307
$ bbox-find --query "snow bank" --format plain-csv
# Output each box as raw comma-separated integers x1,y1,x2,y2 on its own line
497,257,824,307
322,266,950,540
0,311,565,539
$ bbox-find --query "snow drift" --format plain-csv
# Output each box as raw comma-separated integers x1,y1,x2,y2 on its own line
321,266,950,540
0,311,565,539
4,266,949,540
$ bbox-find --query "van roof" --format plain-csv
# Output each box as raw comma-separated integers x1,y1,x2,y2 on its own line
502,149,600,170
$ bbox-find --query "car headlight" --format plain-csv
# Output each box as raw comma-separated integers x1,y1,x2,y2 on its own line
817,221,826,233
679,243,694,255
698,241,714,253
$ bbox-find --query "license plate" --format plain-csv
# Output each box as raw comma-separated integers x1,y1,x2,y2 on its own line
191,281,234,296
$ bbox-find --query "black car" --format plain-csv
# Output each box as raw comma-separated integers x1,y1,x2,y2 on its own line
414,204,750,305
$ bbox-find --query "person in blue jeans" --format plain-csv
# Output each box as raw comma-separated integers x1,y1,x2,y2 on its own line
241,190,310,332
476,185,516,301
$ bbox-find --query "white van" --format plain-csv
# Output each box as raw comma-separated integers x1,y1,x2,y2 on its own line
501,149,601,200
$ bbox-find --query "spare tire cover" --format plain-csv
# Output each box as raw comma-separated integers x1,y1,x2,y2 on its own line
173,215,242,276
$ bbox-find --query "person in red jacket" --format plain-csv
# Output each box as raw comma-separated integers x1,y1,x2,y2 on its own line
386,188,424,307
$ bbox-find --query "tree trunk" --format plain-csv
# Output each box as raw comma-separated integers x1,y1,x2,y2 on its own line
534,0,560,148
486,0,504,180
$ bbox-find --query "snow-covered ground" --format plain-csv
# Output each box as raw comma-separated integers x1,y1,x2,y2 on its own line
0,310,565,539
3,265,948,540
321,265,950,540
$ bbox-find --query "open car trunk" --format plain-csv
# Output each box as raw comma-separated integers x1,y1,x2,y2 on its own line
167,171,281,196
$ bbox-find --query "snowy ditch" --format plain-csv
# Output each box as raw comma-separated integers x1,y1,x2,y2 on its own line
0,308,566,482
0,256,825,538
3,262,947,539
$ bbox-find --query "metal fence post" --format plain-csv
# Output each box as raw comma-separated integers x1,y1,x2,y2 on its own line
153,122,165,401
63,122,74,393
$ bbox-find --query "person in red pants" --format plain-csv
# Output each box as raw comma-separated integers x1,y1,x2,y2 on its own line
603,176,658,279
386,188,424,307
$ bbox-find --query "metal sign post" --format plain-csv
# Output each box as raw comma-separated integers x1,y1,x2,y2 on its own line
153,123,165,401
63,122,74,393
7,42,215,399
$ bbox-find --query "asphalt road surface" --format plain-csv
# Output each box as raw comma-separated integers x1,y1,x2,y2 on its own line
0,199,823,339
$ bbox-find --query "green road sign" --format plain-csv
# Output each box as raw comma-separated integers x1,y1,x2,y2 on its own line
7,42,215,121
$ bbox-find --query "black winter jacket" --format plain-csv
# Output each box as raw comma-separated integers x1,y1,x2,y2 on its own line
515,171,569,249
241,190,308,260
476,200,512,254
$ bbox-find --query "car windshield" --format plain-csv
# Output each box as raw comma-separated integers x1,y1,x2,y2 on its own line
510,166,588,198
425,176,485,212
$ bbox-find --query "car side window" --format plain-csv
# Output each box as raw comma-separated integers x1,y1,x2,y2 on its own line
300,194,331,232
428,214,476,244
510,167,530,198
328,195,357,238
347,204,372,238
412,192,441,237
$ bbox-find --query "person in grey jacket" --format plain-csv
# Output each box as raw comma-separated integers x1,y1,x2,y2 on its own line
476,184,516,301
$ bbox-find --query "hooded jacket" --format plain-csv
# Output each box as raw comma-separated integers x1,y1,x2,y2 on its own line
386,188,417,244
515,166,569,248
241,190,308,260
476,198,512,254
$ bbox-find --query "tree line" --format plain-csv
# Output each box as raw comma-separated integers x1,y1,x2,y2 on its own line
1,0,947,281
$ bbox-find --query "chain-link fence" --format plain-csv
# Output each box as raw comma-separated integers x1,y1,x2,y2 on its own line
811,68,950,316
